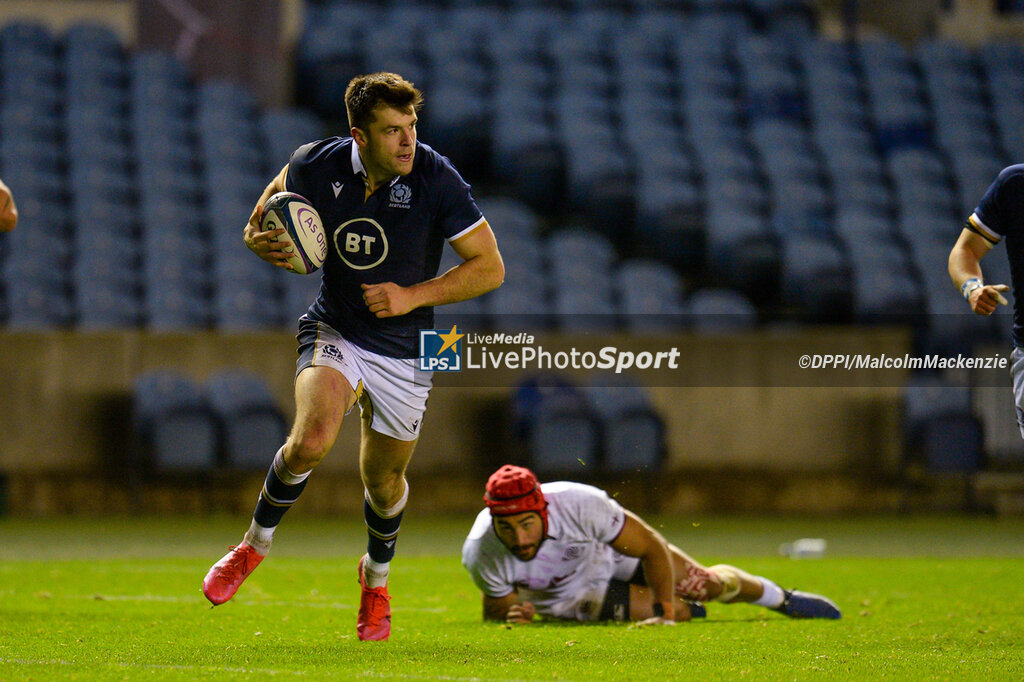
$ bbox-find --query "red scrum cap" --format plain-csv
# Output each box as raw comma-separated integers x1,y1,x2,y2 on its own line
484,465,548,528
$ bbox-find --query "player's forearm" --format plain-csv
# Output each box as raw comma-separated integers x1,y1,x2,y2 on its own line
482,593,522,622
948,245,984,290
409,252,504,308
482,605,508,622
640,545,676,620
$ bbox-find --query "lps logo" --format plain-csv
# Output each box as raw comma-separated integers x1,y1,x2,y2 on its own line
418,325,464,371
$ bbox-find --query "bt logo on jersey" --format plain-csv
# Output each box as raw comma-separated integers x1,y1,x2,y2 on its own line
334,217,389,270
418,325,464,371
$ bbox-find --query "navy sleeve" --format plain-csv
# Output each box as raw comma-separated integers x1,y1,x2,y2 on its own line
285,138,340,203
432,154,485,241
975,164,1024,239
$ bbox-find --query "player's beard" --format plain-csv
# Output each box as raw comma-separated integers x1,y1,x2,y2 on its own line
510,543,539,561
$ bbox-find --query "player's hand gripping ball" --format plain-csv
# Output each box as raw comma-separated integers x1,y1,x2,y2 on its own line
260,192,327,274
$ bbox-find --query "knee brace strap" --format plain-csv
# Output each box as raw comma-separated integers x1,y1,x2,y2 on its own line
709,565,742,602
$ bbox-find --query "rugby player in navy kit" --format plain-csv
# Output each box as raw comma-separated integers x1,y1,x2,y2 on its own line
202,73,504,641
949,164,1024,438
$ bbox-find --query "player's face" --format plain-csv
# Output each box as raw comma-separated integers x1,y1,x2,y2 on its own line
492,512,545,561
357,105,417,180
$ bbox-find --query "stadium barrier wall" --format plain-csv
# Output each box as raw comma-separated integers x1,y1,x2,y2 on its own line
0,327,909,514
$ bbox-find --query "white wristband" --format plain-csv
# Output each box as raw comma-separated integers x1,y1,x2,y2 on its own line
961,278,983,300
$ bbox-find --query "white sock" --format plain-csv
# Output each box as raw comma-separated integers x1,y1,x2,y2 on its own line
363,556,390,588
243,520,273,556
752,577,785,608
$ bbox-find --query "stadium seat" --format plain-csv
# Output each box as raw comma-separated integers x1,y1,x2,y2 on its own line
0,20,58,58
2,279,73,329
779,234,853,322
1,101,61,140
485,281,550,332
75,282,142,329
145,286,210,331
634,174,704,272
580,374,665,473
260,108,324,170
206,370,287,469
553,288,617,333
420,83,490,179
2,238,67,292
511,374,600,477
63,21,123,60
279,270,323,325
435,295,486,333
475,197,541,242
615,258,686,331
132,371,219,471
686,288,759,333
293,5,369,115
214,282,283,331
903,373,983,473
851,266,923,324
704,206,779,305
74,242,140,292
548,229,616,272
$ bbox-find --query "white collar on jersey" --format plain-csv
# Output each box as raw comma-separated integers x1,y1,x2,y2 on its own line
350,138,403,188
351,139,366,177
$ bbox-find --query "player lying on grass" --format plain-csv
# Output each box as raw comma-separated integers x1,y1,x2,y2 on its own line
462,465,841,624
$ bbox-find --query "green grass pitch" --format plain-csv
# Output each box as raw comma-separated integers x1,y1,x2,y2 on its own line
1,514,1022,680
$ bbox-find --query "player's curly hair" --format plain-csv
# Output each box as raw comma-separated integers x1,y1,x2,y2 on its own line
345,72,423,132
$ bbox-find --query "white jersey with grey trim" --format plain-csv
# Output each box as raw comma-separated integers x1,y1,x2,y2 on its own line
461,481,639,621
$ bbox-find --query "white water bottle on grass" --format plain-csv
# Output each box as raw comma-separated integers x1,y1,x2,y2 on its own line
779,538,827,559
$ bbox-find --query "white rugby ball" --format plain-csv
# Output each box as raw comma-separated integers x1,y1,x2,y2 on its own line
261,191,327,275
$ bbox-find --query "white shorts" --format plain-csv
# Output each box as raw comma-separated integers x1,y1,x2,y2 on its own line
1011,346,1024,440
296,316,433,441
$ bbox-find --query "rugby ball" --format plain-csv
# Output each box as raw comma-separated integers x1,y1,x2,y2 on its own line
261,192,327,275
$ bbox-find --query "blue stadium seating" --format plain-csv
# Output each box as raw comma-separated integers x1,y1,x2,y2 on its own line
131,371,219,471
779,235,853,322
76,281,142,329
281,271,323,324
260,108,323,171
206,370,287,469
435,295,487,333
0,3,1017,352
511,374,600,477
145,292,210,332
484,284,549,332
904,373,983,473
686,288,759,332
580,374,666,473
546,229,617,331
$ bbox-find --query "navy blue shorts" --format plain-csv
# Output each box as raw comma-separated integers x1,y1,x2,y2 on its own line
598,564,646,621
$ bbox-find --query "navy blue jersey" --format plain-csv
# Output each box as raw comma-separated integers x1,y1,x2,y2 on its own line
285,137,486,358
969,163,1024,346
